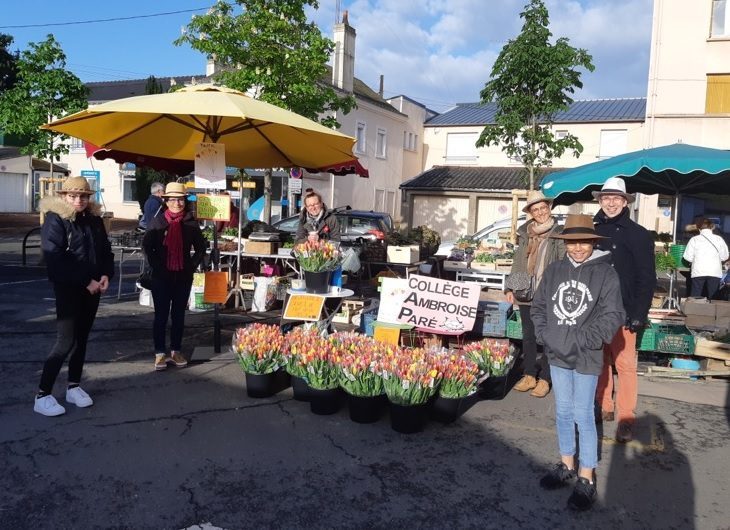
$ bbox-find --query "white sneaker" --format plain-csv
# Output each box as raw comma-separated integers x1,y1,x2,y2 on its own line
66,386,94,408
34,395,66,416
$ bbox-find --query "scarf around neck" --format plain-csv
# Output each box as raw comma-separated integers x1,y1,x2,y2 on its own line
526,217,555,276
163,209,185,271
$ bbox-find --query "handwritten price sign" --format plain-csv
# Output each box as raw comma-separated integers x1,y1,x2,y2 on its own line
283,294,325,321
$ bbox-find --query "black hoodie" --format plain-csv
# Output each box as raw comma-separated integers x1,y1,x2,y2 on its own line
531,250,625,376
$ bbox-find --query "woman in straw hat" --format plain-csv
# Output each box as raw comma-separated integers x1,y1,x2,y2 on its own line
530,214,625,511
505,190,565,398
34,176,115,416
142,182,206,371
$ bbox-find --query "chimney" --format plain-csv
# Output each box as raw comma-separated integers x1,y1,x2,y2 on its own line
332,10,356,93
206,55,218,77
378,75,384,98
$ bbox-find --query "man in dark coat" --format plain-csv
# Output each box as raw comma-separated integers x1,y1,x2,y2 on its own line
139,181,164,230
295,190,340,243
592,177,656,443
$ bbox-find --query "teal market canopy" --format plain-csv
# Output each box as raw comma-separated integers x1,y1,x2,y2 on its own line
540,143,730,205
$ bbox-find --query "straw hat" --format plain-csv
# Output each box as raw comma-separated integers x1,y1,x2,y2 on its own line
58,176,94,195
522,190,553,213
161,182,187,198
552,214,607,240
591,176,635,204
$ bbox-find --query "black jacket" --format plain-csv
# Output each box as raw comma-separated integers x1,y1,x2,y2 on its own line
531,251,625,376
593,207,656,323
142,210,207,280
295,205,340,243
40,196,115,288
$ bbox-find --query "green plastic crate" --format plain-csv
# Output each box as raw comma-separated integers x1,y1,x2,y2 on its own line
654,325,695,355
505,311,522,340
636,325,657,351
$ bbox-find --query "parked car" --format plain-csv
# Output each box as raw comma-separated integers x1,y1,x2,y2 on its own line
436,214,568,256
273,207,393,244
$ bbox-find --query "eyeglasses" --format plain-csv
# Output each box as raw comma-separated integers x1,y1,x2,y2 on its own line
66,194,89,201
529,205,550,214
305,202,322,209
599,195,625,204
166,198,185,203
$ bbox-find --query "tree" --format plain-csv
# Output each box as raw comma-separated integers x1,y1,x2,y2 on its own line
175,0,355,220
476,0,594,190
0,33,19,92
0,34,87,160
144,75,164,94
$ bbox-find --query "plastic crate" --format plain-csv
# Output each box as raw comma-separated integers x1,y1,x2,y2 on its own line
654,325,695,354
636,325,657,351
471,301,513,337
505,311,522,340
359,302,380,337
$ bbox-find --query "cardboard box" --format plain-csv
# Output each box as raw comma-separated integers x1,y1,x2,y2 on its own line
711,300,730,319
387,245,419,264
245,240,279,255
681,297,715,316
684,314,717,329
443,260,469,271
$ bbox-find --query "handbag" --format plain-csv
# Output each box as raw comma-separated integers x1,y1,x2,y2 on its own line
509,271,536,303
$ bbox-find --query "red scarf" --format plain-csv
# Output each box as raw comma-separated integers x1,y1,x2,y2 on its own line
164,209,185,271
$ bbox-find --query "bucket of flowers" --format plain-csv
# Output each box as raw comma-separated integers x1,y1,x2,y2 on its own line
463,338,515,400
332,332,388,424
431,352,480,423
232,323,289,398
292,240,342,293
285,328,342,415
380,347,443,434
282,326,321,401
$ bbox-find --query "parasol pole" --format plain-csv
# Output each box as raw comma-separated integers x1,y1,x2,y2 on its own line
672,194,681,244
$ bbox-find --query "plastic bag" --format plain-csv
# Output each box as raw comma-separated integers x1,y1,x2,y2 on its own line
341,247,361,273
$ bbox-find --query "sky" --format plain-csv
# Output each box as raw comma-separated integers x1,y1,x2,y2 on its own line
1,0,654,113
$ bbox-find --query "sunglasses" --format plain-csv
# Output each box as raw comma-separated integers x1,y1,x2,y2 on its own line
166,198,186,203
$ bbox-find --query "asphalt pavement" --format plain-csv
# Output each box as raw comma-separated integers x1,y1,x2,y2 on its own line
1,214,729,529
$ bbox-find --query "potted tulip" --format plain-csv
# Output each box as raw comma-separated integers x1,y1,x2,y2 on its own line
292,240,342,293
232,323,289,398
379,347,443,433
282,326,320,401
331,332,388,424
463,338,516,400
431,352,480,423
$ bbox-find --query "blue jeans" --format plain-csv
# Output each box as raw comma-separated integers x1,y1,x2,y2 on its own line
550,365,599,469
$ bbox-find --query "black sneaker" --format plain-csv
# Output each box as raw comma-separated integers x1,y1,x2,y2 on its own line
539,462,576,490
567,477,597,511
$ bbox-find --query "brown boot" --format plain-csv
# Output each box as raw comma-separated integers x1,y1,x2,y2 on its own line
513,375,537,392
530,379,551,397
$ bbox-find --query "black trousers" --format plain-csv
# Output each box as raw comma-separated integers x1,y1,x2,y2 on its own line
39,283,100,394
151,275,193,353
690,276,721,300
518,303,550,383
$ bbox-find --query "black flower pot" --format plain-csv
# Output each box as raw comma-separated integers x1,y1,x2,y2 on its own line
245,372,277,398
348,394,387,424
389,402,429,434
290,375,310,401
245,370,291,398
309,387,342,415
304,270,332,294
431,395,463,424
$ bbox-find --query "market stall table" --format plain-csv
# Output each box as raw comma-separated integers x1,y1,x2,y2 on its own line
114,246,145,300
362,260,424,280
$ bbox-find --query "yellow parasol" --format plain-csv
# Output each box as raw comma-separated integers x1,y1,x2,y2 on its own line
42,84,356,169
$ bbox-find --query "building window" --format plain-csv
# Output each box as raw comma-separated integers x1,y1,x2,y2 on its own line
555,129,569,140
706,74,730,113
70,137,84,151
445,132,478,163
403,131,407,149
598,129,628,159
711,0,729,37
374,188,385,211
121,165,137,202
376,128,387,159
355,122,366,154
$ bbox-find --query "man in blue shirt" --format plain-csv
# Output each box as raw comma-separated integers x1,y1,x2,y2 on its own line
139,182,164,230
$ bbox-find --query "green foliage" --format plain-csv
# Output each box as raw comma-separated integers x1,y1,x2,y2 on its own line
474,253,495,263
175,0,355,128
202,226,215,242
655,253,676,273
0,34,87,159
476,0,594,189
144,75,164,94
0,33,19,92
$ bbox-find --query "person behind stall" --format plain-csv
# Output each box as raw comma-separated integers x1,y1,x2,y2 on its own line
505,190,565,398
138,181,164,231
592,177,655,444
34,177,115,416
142,182,207,371
215,200,240,233
295,190,340,243
531,214,625,512
683,219,729,299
